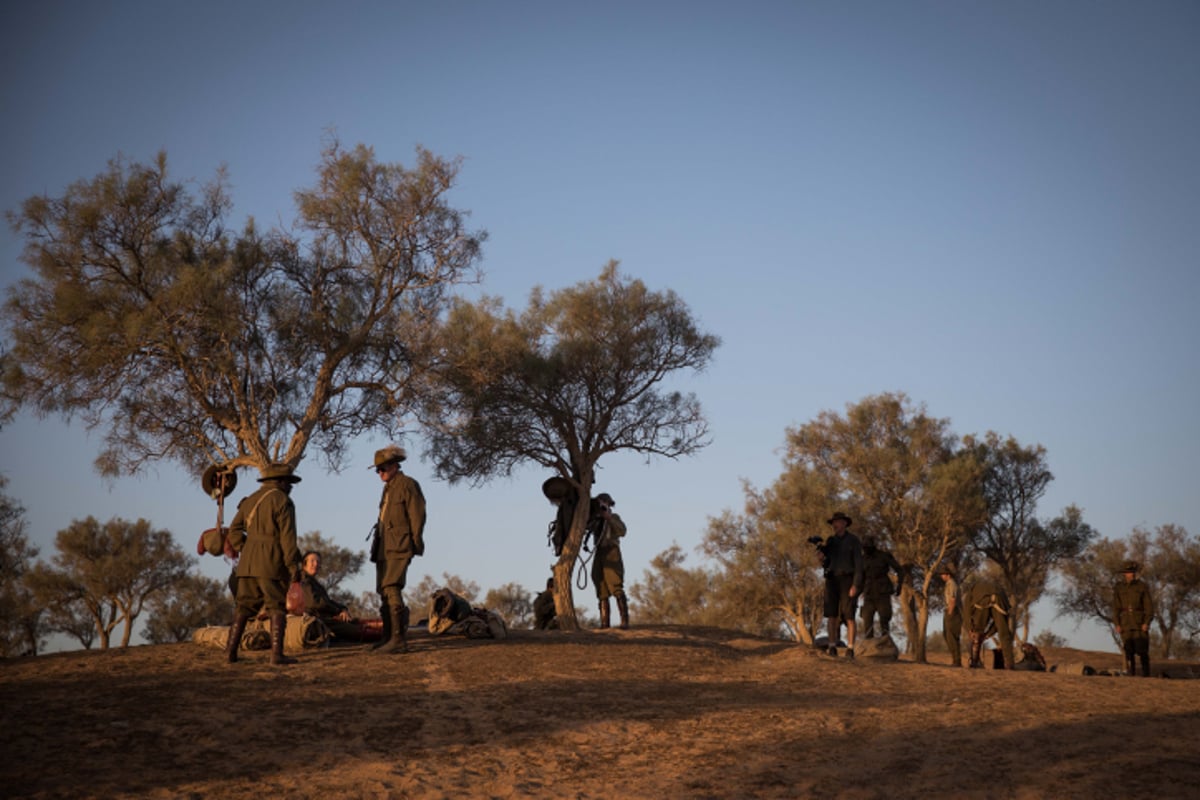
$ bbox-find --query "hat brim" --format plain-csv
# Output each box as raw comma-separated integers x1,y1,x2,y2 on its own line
259,474,302,484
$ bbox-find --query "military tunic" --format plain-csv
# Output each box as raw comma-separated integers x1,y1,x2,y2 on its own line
859,547,902,636
227,481,301,616
372,469,426,594
591,512,627,602
1112,577,1154,674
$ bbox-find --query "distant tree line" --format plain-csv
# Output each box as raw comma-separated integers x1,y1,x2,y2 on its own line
628,393,1200,661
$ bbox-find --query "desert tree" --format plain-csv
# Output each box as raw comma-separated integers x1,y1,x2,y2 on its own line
420,263,719,629
696,470,832,643
24,516,191,648
629,543,719,627
784,392,986,662
0,479,48,656
1055,525,1200,658
483,582,534,629
963,432,1096,642
298,531,366,608
2,142,485,481
142,572,233,644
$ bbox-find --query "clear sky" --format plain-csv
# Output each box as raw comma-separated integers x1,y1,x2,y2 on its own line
2,1,1197,651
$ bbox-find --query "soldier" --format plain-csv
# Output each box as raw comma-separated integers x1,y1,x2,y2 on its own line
533,577,558,630
821,512,865,659
589,492,629,629
963,578,1015,669
368,445,426,654
859,536,903,638
938,564,962,668
224,463,303,666
1112,560,1154,677
299,550,364,643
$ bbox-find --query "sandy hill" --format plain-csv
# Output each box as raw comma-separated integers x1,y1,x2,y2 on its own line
3,625,1198,799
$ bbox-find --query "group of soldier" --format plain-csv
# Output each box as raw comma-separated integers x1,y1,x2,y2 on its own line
216,446,1151,675
222,445,426,666
219,446,630,666
816,512,1155,676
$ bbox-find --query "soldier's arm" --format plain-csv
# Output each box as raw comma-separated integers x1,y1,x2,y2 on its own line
408,480,427,555
227,497,250,553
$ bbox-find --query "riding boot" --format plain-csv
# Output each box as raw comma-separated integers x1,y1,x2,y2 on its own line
1140,654,1151,678
270,612,297,665
225,613,250,664
599,599,611,629
371,597,392,651
616,594,629,630
375,603,409,654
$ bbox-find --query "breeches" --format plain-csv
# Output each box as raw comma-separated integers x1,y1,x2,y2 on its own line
376,555,413,594
860,595,893,627
943,610,962,660
1123,635,1150,658
592,545,625,600
235,576,286,617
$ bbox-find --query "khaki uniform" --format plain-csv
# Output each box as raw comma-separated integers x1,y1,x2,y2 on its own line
301,574,362,642
533,587,557,630
1112,578,1154,676
859,547,902,637
372,469,426,594
228,482,301,617
591,513,627,602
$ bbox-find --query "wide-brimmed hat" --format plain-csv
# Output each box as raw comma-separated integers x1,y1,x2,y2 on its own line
594,492,615,507
863,535,878,548
1121,560,1140,573
827,511,852,526
370,445,407,469
258,463,301,483
937,563,956,576
542,476,573,502
201,465,238,498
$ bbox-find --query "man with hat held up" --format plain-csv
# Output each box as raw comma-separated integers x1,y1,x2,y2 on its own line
821,512,865,659
224,463,304,666
369,445,426,654
589,492,629,629
1112,560,1154,677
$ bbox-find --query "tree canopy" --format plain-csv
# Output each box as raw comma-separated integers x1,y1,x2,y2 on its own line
2,142,485,478
25,516,191,648
964,432,1097,641
420,263,719,629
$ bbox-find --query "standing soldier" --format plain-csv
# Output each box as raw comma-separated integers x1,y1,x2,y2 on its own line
821,512,865,659
1112,561,1154,677
369,445,426,654
859,536,903,639
224,463,303,666
938,564,962,668
963,578,1014,669
589,492,629,629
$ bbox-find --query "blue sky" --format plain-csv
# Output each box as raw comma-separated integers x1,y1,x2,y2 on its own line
2,1,1197,651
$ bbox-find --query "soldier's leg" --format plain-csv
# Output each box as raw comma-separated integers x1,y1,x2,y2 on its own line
877,602,893,638
1136,636,1151,677
860,599,877,639
372,561,391,650
225,579,255,664
375,586,408,654
615,591,629,630
944,612,962,667
1123,638,1137,676
598,596,611,629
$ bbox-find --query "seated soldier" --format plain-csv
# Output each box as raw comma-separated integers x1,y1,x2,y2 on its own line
299,550,365,643
1013,641,1048,671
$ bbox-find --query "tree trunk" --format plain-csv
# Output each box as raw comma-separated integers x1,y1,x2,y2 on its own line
898,585,919,655
551,492,594,632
